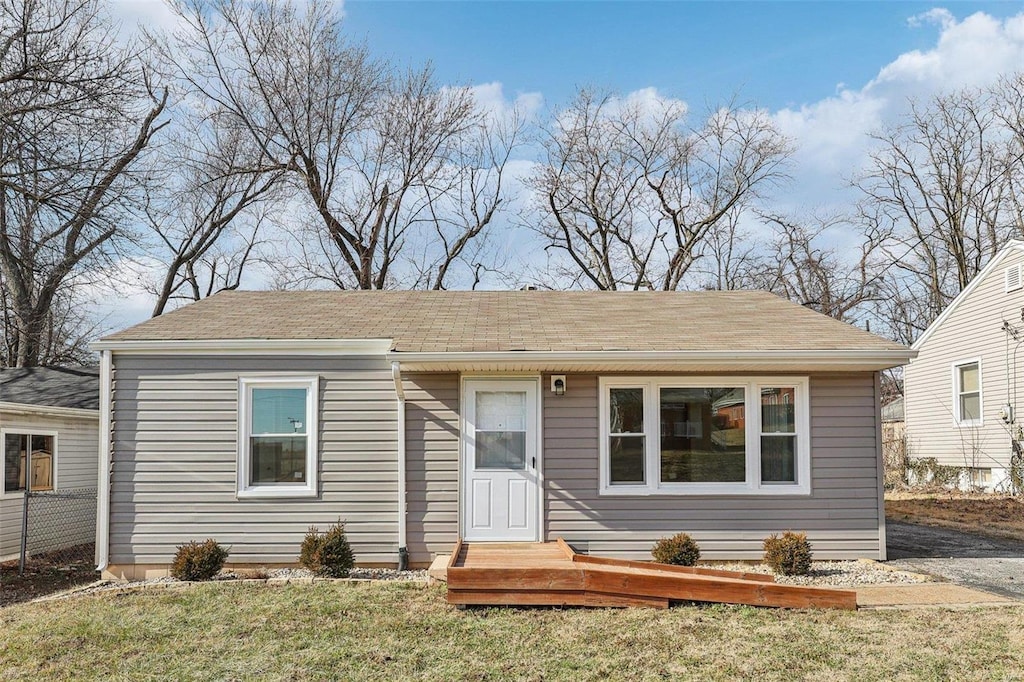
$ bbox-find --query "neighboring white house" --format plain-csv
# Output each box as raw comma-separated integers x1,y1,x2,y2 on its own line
1,367,100,561
904,240,1024,492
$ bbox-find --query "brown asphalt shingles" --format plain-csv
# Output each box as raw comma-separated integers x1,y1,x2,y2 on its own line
101,290,907,353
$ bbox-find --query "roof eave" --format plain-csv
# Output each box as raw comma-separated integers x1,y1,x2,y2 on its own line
0,401,99,419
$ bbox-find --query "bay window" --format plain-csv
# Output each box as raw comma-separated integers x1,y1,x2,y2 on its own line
600,377,810,495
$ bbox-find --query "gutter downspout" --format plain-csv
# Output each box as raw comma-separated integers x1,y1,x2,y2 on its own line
96,350,112,573
391,361,408,570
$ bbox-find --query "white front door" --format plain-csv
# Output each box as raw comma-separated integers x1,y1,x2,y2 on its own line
462,379,540,542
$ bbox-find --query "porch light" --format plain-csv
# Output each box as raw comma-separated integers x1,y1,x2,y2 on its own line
551,375,566,396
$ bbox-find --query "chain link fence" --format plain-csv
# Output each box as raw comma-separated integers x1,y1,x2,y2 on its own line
18,487,97,574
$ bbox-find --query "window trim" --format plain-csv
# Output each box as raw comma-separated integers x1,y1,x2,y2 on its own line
236,376,319,499
1,428,58,498
598,376,811,496
952,359,983,427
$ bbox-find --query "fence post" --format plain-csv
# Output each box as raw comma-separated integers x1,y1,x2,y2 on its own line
18,491,29,575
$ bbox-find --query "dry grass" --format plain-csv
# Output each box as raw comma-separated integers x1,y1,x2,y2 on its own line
2,583,1024,681
886,491,1024,542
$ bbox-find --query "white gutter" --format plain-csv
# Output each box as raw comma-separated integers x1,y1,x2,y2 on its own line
0,402,98,420
391,361,408,570
90,338,393,355
95,350,112,573
386,348,916,367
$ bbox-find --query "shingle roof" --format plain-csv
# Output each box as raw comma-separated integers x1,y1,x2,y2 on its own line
100,290,906,353
0,366,100,410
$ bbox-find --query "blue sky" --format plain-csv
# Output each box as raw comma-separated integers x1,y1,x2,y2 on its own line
340,1,1021,112
100,1,1024,327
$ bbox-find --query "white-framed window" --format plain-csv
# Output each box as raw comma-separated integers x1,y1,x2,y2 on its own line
237,376,319,498
952,360,982,426
599,377,811,496
2,429,57,496
1006,264,1022,293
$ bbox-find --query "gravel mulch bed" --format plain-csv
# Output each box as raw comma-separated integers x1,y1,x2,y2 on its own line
704,560,930,586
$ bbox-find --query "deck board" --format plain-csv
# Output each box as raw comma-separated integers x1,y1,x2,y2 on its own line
446,538,857,610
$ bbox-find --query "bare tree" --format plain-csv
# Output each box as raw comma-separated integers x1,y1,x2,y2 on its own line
529,89,791,290
752,214,886,325
166,0,519,291
0,0,167,366
859,87,1024,341
141,119,282,317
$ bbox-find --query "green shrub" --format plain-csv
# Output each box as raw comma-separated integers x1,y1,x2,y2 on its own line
651,533,701,566
763,531,812,576
171,539,229,581
299,521,355,578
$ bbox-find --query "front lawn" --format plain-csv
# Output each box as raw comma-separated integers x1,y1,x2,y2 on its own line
2,583,1023,681
886,491,1024,542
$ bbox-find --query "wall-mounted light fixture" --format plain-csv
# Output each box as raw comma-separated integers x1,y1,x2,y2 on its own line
551,375,566,396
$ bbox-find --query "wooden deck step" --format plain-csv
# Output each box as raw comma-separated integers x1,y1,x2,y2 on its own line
446,538,857,610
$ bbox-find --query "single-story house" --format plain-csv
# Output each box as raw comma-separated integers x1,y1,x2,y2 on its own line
904,239,1024,491
91,290,914,579
1,366,100,561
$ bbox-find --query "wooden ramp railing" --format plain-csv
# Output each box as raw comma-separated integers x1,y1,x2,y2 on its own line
446,539,856,610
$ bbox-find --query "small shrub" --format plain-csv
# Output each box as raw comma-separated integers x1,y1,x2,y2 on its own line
171,539,229,581
651,533,701,566
299,521,355,577
763,531,812,576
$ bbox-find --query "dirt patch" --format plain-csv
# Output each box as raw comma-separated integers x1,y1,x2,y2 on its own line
0,544,99,607
886,492,1024,542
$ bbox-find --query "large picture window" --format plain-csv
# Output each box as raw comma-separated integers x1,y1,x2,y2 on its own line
237,376,319,498
600,377,810,495
2,431,56,495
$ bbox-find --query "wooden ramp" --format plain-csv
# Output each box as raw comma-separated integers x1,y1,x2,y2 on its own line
445,539,856,610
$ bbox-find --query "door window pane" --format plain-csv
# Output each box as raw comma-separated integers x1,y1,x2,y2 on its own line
475,431,526,469
251,388,308,434
761,435,796,483
476,391,526,431
474,391,528,469
610,435,645,484
660,387,746,483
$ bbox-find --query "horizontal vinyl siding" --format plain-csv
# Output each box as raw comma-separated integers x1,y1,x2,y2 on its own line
543,373,883,560
0,411,99,560
403,374,459,564
905,249,1024,469
108,356,399,566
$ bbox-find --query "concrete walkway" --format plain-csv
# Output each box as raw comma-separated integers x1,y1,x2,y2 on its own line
855,583,1019,609
886,521,1024,601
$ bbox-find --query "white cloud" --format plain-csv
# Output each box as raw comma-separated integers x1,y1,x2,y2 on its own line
467,81,544,124
772,8,1024,209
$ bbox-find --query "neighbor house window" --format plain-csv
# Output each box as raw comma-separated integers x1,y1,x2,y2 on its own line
600,377,810,495
954,361,982,425
237,376,319,498
2,431,55,495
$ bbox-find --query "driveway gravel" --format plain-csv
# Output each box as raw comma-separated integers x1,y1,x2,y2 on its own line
886,520,1024,601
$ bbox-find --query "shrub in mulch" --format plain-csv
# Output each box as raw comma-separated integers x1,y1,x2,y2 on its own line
299,521,355,578
763,531,813,576
171,539,229,581
651,533,702,566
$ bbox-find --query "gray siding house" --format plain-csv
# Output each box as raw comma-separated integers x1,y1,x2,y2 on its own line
92,290,913,579
1,367,100,561
904,240,1024,491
